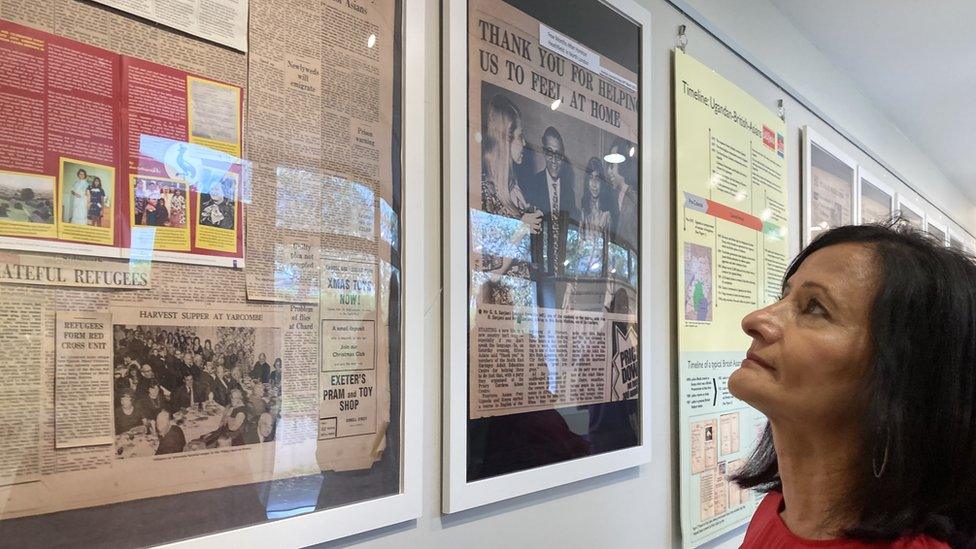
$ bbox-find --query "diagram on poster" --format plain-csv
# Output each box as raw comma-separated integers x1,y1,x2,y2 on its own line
675,50,790,549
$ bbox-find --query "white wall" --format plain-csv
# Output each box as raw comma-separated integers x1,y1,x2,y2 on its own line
313,1,976,548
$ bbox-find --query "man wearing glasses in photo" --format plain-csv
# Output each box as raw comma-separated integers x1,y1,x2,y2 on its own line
519,125,577,309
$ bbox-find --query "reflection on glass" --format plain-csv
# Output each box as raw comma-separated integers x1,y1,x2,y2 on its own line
322,176,376,240
379,197,399,250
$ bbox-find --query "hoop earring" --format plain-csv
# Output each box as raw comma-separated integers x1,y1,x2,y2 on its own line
872,432,890,479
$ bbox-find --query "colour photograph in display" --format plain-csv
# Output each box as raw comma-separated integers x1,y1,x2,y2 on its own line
0,171,57,238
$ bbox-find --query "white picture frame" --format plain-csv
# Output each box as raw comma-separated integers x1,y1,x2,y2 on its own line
948,226,967,252
802,126,858,244
926,217,949,247
442,0,654,513
163,1,426,545
855,166,895,225
896,193,927,232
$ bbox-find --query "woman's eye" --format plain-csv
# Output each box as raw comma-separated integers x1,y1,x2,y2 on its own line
802,299,828,316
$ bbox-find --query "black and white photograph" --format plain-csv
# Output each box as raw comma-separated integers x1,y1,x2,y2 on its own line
112,324,282,458
472,82,639,313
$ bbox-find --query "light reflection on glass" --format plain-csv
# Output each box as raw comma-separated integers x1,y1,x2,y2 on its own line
379,197,399,250
275,167,324,232
138,135,248,204
469,208,531,262
322,176,376,240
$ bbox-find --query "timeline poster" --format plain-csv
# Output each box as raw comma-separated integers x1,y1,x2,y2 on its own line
674,50,789,548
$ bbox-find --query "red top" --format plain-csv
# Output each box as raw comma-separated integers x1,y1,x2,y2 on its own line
742,492,949,548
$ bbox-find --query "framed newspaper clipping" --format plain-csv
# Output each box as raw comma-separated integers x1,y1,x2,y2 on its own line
802,126,857,244
442,0,653,512
0,0,424,545
855,166,895,225
896,193,927,232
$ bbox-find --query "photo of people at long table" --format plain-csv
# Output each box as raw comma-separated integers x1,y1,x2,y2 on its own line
112,324,282,458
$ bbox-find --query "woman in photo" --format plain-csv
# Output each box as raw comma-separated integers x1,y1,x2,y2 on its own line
146,197,169,227
269,358,282,394
478,94,543,305
87,176,105,227
66,168,89,224
200,179,234,229
576,157,615,276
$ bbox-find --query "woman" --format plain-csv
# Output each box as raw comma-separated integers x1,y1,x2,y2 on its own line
732,222,976,547
140,381,167,419
114,389,146,435
146,197,169,226
202,339,215,364
67,169,89,224
269,358,282,393
576,157,615,276
87,177,105,227
477,94,542,305
221,388,248,446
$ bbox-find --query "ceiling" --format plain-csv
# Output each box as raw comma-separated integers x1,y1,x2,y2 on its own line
770,0,976,204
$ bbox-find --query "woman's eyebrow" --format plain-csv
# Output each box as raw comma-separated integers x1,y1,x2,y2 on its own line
781,280,837,304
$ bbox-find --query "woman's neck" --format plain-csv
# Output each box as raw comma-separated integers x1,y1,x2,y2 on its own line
770,419,862,540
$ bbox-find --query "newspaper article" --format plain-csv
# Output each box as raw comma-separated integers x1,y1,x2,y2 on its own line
55,311,114,448
0,294,45,487
89,0,249,52
0,298,379,519
467,0,640,418
0,0,398,522
244,0,397,305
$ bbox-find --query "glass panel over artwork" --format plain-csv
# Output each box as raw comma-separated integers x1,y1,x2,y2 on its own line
465,0,641,481
0,0,403,545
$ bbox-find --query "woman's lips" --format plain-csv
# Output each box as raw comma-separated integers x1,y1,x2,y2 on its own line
744,351,774,371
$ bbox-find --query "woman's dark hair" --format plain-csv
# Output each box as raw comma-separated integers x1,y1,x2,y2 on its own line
732,219,976,546
581,156,612,214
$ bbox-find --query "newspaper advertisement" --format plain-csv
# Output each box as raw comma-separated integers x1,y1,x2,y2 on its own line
467,0,640,419
89,0,249,52
244,0,398,305
675,50,788,548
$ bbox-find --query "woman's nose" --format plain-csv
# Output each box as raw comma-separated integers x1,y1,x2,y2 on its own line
741,302,783,343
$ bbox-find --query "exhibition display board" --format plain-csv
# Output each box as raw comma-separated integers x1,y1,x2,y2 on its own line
443,0,654,512
0,0,424,546
674,50,789,549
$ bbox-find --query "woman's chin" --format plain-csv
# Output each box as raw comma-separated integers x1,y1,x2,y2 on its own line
728,366,767,406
